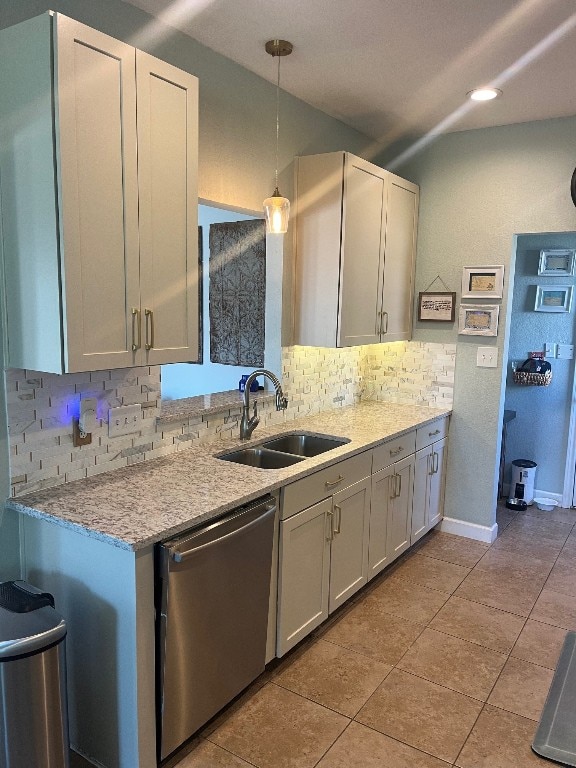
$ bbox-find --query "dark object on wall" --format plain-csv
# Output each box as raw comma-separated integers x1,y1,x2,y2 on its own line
209,220,266,367
571,167,576,207
513,357,552,387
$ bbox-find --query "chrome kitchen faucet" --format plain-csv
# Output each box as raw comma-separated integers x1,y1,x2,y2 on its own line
240,369,288,439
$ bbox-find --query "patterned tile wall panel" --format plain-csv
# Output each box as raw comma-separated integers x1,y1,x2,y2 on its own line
6,342,455,496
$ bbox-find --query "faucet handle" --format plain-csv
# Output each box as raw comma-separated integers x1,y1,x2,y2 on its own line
276,392,288,411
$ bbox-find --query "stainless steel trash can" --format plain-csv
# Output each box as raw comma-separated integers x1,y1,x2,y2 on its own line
0,580,69,768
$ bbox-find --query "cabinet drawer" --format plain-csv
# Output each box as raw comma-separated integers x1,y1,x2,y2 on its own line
281,451,372,520
372,431,416,473
416,418,449,451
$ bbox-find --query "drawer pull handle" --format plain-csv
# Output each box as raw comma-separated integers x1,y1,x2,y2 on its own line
333,504,342,535
325,475,344,488
390,446,404,456
429,429,441,437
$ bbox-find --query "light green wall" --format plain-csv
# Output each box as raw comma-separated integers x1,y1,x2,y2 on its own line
396,115,576,527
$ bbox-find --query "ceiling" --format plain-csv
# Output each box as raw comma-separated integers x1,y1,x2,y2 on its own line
121,0,576,150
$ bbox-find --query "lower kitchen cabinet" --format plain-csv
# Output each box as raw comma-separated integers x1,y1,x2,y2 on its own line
277,497,332,655
387,455,414,559
277,476,371,656
412,437,447,544
329,477,371,612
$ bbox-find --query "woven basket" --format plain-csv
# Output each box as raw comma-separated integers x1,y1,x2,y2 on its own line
513,369,552,387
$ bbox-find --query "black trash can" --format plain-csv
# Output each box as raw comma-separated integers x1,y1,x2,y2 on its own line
0,580,69,767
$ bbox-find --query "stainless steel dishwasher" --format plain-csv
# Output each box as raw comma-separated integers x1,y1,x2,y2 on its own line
156,495,276,762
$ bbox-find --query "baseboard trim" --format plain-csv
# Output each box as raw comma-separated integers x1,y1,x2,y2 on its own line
439,516,498,544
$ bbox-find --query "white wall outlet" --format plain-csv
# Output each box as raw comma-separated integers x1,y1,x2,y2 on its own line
79,397,97,435
108,404,142,438
476,346,498,368
557,344,574,359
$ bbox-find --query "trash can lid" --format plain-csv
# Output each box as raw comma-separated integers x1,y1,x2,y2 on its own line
0,581,66,659
512,459,537,468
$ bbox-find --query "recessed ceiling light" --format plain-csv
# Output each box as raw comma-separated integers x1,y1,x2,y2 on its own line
467,87,502,102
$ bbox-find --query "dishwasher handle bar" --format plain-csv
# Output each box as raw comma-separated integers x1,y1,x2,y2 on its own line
168,500,276,562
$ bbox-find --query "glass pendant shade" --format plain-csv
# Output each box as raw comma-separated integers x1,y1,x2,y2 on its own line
264,188,290,234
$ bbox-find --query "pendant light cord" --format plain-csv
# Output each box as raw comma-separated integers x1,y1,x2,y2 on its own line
275,52,280,191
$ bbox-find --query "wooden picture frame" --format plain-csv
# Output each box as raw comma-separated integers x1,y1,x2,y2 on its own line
461,265,504,299
458,304,499,336
534,285,573,313
417,291,456,322
538,249,576,276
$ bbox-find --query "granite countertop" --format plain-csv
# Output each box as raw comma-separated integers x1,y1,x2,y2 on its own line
8,402,451,552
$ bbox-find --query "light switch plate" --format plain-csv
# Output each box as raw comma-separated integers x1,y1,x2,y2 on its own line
477,346,498,368
108,404,142,438
544,342,557,358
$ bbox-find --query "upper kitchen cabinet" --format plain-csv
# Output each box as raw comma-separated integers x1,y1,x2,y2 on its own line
0,13,199,373
294,152,419,347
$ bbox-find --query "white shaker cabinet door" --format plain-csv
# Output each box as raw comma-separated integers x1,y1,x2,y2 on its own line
277,499,331,656
338,158,386,347
428,438,447,529
368,464,395,579
136,51,200,365
329,477,371,613
379,175,418,343
412,446,431,545
386,454,415,562
55,14,141,371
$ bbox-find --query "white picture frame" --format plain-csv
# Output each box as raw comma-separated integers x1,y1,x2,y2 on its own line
538,249,576,276
461,265,504,299
458,304,499,336
534,285,573,313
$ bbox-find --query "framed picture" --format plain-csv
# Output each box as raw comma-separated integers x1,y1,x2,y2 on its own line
538,249,576,276
458,304,499,336
461,265,504,299
417,291,456,322
534,285,573,312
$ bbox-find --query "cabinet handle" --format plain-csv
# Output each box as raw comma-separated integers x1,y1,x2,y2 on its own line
333,504,342,535
325,475,344,489
381,311,389,335
389,474,396,500
429,429,441,437
144,308,154,351
390,446,404,457
432,450,439,474
131,308,141,352
396,472,402,497
326,510,334,541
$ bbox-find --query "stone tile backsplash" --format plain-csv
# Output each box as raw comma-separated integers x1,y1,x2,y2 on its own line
6,341,455,496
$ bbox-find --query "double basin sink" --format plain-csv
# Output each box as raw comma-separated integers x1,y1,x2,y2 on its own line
217,433,349,469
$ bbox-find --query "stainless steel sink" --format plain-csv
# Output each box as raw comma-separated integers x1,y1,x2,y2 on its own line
262,433,349,457
217,447,305,469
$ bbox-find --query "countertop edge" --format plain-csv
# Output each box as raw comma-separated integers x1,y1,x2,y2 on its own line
8,403,452,552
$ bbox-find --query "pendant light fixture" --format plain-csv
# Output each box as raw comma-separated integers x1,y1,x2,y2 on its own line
263,39,293,234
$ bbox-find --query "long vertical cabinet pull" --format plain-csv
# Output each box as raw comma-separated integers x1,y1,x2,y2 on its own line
131,308,141,351
432,450,439,474
144,308,154,350
326,510,334,541
380,311,389,336
333,504,342,535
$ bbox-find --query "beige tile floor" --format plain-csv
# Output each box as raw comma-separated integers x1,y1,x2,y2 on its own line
73,502,576,767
